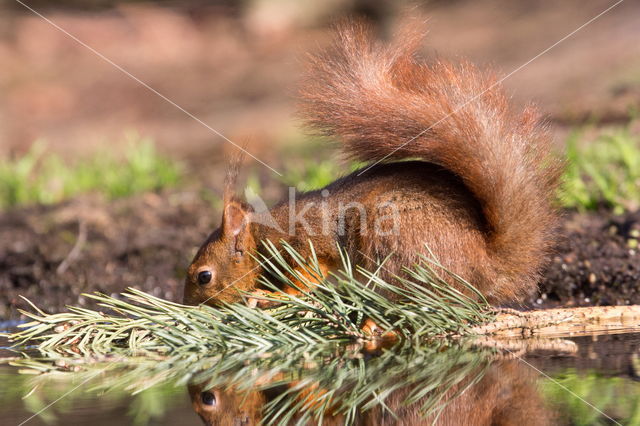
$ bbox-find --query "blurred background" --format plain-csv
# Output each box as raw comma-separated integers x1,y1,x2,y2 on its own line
1,0,638,162
1,0,640,318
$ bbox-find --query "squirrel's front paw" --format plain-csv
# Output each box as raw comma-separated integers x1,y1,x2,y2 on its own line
361,318,399,352
246,289,288,309
361,318,391,336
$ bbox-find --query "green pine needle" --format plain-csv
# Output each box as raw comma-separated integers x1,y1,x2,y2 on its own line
9,241,493,353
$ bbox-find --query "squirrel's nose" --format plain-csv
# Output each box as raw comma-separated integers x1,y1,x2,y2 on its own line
182,282,198,306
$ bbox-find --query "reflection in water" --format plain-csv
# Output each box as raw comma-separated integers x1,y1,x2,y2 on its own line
188,359,553,425
185,342,554,425
8,334,640,425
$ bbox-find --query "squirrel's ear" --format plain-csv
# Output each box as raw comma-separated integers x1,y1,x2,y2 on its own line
222,201,250,238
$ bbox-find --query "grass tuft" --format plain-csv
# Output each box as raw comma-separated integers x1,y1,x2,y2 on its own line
560,122,640,213
541,369,640,425
0,134,181,209
280,160,351,191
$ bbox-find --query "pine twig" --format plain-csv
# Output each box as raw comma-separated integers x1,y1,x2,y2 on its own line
472,305,640,338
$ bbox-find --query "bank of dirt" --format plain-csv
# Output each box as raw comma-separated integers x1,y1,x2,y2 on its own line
0,192,215,319
1,193,639,320
536,209,640,308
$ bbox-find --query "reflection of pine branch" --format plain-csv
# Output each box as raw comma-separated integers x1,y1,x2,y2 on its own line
10,341,496,425
8,337,574,425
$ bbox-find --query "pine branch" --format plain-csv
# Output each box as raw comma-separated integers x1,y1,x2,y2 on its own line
8,242,494,353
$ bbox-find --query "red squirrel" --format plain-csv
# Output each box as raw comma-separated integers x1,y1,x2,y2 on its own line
188,360,554,425
182,21,560,309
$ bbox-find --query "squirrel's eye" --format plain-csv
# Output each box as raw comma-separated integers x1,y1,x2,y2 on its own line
201,391,217,407
197,270,212,285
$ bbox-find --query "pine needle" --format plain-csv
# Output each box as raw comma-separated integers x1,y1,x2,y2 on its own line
9,242,493,353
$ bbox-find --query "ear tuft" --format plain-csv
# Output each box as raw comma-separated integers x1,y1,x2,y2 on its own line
223,201,250,237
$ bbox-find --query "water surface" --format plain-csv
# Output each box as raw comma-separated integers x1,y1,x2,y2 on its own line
1,332,639,425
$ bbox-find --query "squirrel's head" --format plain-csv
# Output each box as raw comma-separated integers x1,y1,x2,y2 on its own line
183,198,260,306
188,383,265,426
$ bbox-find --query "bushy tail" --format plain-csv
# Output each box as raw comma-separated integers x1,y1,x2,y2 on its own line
298,21,561,297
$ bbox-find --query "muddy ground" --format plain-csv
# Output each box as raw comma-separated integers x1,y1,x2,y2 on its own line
537,209,640,308
0,192,214,319
1,190,639,319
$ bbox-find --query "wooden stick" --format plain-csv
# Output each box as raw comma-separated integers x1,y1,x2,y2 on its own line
472,305,640,338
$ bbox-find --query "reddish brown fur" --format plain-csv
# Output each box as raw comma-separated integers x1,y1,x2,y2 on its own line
183,21,560,307
188,360,555,425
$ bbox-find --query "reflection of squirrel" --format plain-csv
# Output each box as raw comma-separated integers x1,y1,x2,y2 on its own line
183,21,560,308
188,360,555,425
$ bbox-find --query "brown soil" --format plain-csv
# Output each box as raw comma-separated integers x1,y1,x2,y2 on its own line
1,189,639,320
0,191,216,319
536,210,640,308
